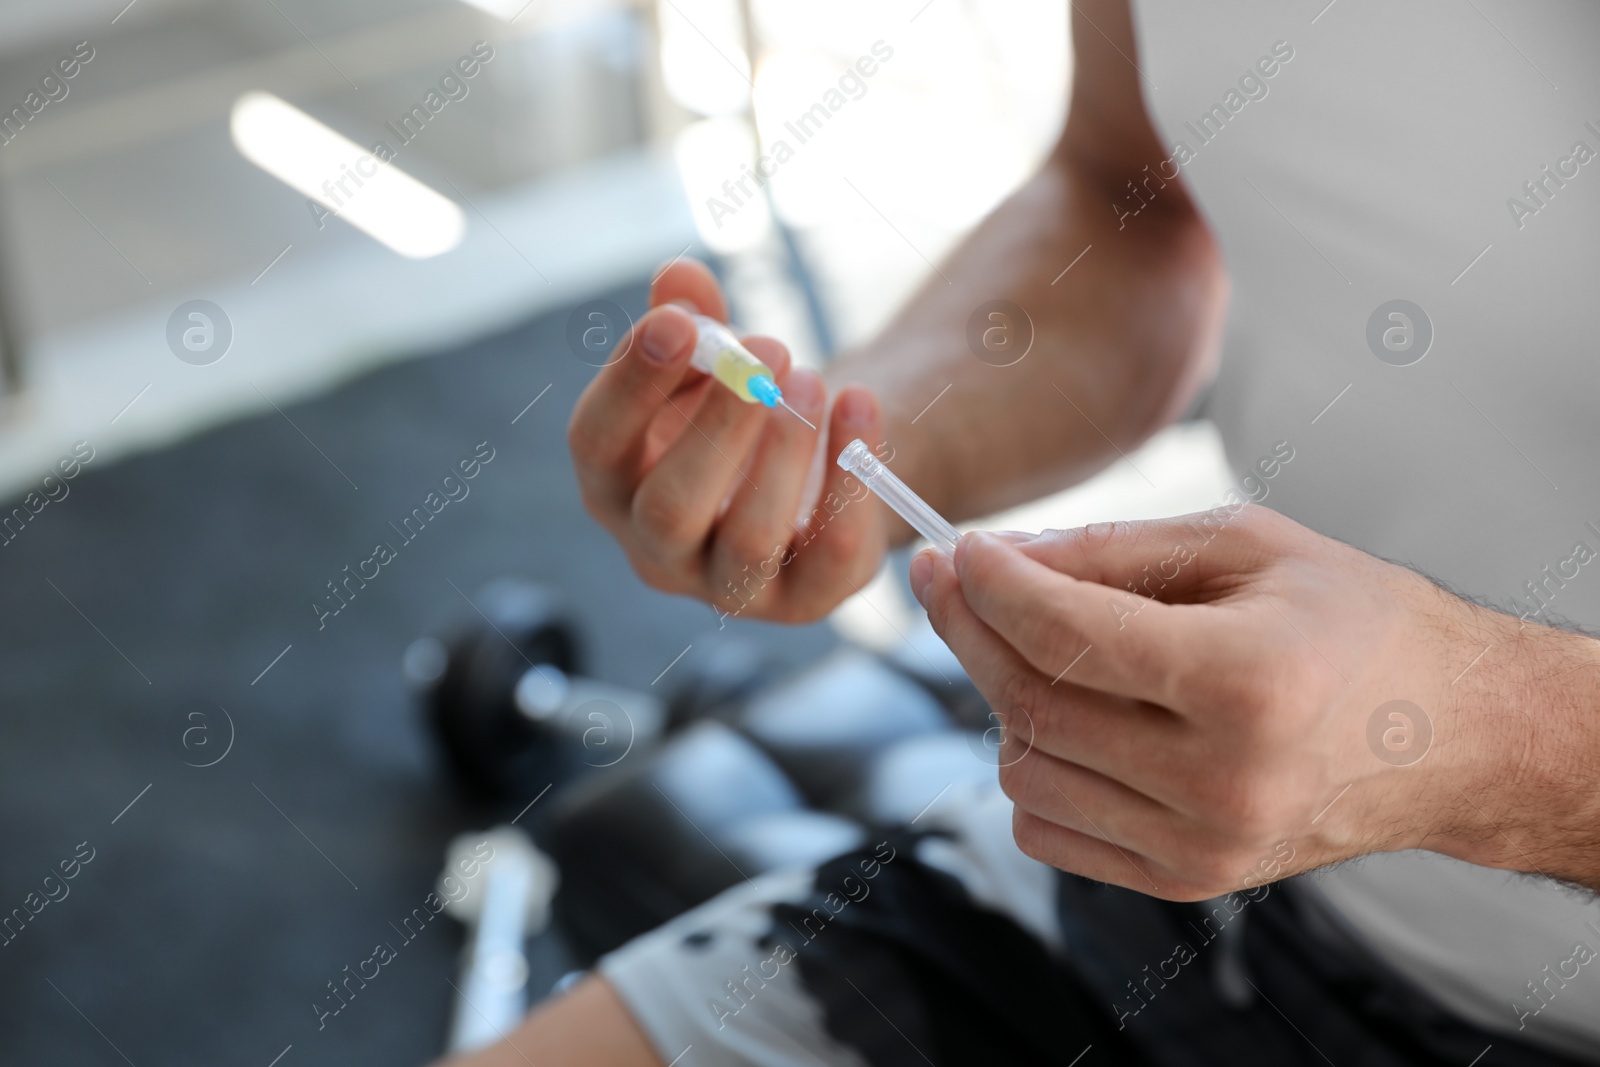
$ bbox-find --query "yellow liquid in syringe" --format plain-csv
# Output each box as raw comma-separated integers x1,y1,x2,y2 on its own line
687,314,816,428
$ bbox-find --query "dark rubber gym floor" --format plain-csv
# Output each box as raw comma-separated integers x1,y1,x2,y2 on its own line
0,280,837,1066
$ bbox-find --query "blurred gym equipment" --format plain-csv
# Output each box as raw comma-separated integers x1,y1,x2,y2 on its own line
438,826,559,1055
0,278,836,1065
416,577,1002,963
411,578,665,801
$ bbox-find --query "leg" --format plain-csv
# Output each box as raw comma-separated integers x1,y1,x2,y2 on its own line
448,783,1127,1067
436,975,662,1067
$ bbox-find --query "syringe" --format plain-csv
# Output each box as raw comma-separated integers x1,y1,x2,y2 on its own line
837,438,962,555
688,314,816,430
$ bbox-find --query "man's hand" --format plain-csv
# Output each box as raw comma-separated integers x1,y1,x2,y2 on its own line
566,0,1232,626
911,505,1600,899
569,260,889,623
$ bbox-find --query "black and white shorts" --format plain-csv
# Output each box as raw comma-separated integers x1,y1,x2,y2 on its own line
599,783,1585,1067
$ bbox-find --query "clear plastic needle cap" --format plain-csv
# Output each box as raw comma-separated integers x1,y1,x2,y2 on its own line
836,439,961,554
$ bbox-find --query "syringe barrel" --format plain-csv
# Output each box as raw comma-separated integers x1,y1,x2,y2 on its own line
837,439,962,555
687,313,772,405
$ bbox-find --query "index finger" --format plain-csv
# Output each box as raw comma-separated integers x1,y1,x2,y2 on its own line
954,531,1216,708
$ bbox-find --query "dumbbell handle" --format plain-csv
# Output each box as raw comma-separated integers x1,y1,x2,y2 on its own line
446,854,536,1054
514,666,666,753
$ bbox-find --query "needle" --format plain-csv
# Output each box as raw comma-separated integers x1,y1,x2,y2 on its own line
777,398,817,431
685,314,820,432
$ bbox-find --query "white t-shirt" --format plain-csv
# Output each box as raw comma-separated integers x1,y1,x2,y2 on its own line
1129,1,1600,1060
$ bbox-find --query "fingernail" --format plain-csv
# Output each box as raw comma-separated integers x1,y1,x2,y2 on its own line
642,308,693,365
993,530,1038,544
909,550,934,607
834,387,874,428
779,370,821,419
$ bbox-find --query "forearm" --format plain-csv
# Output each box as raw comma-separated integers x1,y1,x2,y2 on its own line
823,150,1228,527
1435,601,1600,891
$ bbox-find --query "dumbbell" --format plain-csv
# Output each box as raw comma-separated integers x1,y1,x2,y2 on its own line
438,825,560,1055
660,636,779,733
547,719,866,961
542,647,1000,958
406,579,665,802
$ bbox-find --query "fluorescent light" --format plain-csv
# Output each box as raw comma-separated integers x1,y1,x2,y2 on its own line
454,0,528,18
230,91,465,259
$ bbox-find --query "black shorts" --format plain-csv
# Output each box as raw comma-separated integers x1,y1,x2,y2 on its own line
599,785,1587,1066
